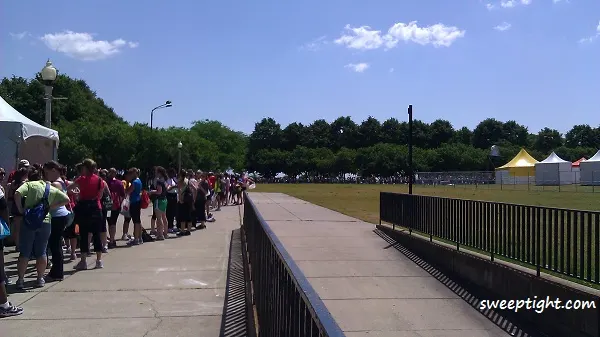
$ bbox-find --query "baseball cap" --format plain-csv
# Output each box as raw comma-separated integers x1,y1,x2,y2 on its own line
19,159,30,167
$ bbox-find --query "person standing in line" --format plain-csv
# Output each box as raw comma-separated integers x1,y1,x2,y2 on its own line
149,166,168,240
43,161,73,282
106,168,125,248
165,168,178,233
67,159,106,270
121,173,132,241
176,169,195,236
126,168,144,246
0,176,23,316
98,169,110,253
14,168,70,288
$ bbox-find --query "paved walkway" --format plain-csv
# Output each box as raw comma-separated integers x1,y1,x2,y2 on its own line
249,192,514,337
1,205,245,337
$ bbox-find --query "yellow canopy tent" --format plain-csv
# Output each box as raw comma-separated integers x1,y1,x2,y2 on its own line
496,149,538,184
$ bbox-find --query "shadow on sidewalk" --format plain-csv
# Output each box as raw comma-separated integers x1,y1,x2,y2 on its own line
374,228,541,337
219,228,254,337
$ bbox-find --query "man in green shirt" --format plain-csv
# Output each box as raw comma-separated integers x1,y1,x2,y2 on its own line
14,176,70,289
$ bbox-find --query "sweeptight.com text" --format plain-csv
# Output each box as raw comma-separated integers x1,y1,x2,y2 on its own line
479,296,596,314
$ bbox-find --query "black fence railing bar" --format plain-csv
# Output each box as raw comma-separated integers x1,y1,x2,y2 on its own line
380,192,600,285
242,192,346,337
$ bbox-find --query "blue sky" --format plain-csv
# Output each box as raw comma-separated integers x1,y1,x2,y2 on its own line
2,0,599,135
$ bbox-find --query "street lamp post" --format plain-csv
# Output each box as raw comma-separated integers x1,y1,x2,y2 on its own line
408,105,413,194
151,101,173,130
41,59,57,128
177,141,183,173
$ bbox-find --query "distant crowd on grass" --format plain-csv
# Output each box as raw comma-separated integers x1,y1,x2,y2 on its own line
255,172,495,185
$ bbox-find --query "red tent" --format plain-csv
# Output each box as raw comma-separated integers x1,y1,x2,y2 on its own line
572,157,587,167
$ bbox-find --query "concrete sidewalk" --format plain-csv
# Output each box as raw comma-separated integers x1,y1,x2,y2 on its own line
249,192,513,337
1,205,244,337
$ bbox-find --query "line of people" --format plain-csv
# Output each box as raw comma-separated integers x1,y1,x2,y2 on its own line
0,158,254,318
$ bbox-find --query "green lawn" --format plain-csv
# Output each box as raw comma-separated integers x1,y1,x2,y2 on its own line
253,183,600,224
252,183,600,288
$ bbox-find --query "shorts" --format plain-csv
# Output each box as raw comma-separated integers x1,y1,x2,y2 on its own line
108,208,120,226
153,198,167,212
19,221,51,258
129,201,142,224
218,191,225,198
177,202,193,223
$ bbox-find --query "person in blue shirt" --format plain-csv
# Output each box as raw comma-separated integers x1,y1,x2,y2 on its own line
126,168,143,245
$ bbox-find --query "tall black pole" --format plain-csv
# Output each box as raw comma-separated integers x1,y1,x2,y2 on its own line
150,109,154,130
408,105,413,194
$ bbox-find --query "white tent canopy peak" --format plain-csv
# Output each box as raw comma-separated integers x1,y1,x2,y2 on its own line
538,152,570,164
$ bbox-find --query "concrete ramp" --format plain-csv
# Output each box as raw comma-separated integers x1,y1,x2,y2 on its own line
250,192,514,336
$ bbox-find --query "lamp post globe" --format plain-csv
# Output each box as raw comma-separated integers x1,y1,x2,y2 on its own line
178,141,183,149
41,59,57,83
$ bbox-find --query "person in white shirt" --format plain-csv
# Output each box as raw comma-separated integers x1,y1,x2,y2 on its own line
165,168,179,233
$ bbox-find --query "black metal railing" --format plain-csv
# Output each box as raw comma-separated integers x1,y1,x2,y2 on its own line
380,192,600,284
242,193,346,337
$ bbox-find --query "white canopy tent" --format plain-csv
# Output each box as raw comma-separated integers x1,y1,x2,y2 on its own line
580,150,600,186
0,95,59,176
534,152,573,185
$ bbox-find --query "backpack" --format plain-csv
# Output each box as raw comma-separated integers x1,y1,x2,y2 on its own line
140,190,151,209
23,182,50,230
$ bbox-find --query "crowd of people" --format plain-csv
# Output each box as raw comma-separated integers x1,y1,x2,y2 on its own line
0,158,255,318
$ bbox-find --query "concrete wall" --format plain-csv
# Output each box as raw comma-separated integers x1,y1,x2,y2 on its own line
376,225,600,337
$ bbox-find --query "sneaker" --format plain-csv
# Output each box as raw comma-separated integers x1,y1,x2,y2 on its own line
126,239,140,246
15,279,24,290
0,302,24,318
121,234,129,241
95,260,104,269
176,231,185,237
150,230,158,236
108,241,117,249
44,275,63,282
36,277,45,288
184,230,191,236
156,236,165,241
198,223,206,229
101,247,109,253
74,261,88,270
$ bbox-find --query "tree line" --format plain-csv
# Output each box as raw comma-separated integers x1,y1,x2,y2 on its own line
1,73,597,177
0,74,247,173
245,117,598,177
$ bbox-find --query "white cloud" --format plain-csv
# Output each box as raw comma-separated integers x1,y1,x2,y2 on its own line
9,31,30,40
345,63,370,73
494,22,512,31
492,0,531,8
335,21,465,51
40,31,139,61
300,36,328,51
579,21,600,44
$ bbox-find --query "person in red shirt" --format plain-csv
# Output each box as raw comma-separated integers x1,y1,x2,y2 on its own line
6,160,29,184
67,159,106,270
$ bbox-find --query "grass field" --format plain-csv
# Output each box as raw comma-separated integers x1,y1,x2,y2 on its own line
252,183,600,288
252,183,600,224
